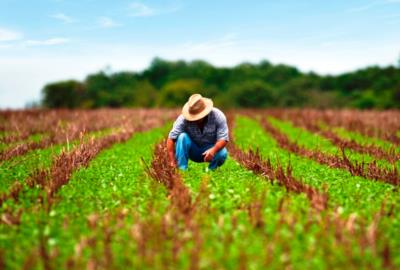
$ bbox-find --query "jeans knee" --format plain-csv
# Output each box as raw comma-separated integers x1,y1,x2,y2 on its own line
176,133,191,149
216,148,228,161
177,132,189,142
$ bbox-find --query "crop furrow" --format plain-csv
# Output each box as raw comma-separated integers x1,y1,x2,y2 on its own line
271,110,399,163
0,114,171,213
266,108,400,145
144,141,193,217
143,141,205,268
227,115,328,211
229,144,328,212
258,117,399,186
0,109,178,162
0,122,175,269
319,130,399,163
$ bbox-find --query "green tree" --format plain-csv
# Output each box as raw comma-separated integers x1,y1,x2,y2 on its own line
134,81,158,107
229,80,277,108
158,79,203,107
84,71,112,108
42,80,85,108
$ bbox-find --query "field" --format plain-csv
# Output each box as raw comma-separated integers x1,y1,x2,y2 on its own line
0,108,399,269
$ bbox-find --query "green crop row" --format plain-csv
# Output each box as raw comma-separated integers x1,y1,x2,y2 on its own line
233,116,400,267
234,116,399,216
0,128,116,194
0,125,170,269
331,126,400,154
175,121,399,268
1,116,399,269
0,133,44,152
268,117,399,171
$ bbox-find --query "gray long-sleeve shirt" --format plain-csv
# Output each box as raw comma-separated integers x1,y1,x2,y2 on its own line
168,108,229,147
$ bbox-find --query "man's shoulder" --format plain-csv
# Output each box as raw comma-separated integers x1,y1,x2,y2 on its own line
174,114,186,124
211,107,227,121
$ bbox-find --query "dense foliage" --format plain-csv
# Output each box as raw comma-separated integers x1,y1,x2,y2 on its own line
41,58,400,109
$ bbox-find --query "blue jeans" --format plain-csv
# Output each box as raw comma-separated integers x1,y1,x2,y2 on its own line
175,133,228,170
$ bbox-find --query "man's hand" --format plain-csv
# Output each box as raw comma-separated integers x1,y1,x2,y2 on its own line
167,138,177,168
202,147,216,162
169,159,177,168
203,140,228,162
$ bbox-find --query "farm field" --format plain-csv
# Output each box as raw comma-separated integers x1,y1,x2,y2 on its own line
0,108,399,269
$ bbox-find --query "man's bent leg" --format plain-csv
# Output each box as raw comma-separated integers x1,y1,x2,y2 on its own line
175,133,192,170
208,148,228,170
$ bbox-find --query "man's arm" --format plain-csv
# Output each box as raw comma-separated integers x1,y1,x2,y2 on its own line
203,139,227,162
167,115,185,168
203,109,230,162
166,138,177,167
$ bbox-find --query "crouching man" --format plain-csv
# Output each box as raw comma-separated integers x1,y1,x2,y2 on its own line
167,94,229,171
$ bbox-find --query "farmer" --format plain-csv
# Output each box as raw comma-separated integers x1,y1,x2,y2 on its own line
167,93,229,170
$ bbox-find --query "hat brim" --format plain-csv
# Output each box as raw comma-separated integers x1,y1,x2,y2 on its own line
182,98,213,121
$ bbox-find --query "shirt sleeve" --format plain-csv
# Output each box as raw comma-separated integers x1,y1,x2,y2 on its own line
215,109,229,142
168,115,185,140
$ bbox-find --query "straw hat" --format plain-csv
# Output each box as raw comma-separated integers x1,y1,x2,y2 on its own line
182,94,213,121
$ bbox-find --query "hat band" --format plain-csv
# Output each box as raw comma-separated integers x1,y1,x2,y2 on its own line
189,99,206,115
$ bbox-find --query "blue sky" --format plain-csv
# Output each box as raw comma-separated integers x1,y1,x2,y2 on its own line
0,0,400,108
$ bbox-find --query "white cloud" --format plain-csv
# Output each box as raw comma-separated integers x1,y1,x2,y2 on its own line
129,2,156,17
98,17,122,28
128,1,181,17
24,38,70,46
50,13,77,24
0,27,23,42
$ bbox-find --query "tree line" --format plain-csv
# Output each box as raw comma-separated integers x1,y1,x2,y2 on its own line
41,57,400,109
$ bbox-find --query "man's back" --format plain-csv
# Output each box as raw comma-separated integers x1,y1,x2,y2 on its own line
168,107,229,147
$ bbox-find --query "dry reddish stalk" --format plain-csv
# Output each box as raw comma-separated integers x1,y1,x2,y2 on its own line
256,116,399,186
144,141,207,269
1,123,170,270
0,181,23,207
0,140,50,161
0,109,179,162
320,130,399,164
265,108,400,146
17,113,173,269
0,110,174,213
246,191,266,228
42,120,163,204
273,196,394,269
265,109,399,163
227,115,328,212
1,209,22,226
0,250,4,270
230,143,329,212
144,141,193,217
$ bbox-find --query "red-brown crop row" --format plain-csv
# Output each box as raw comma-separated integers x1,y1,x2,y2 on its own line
265,108,400,145
255,116,399,186
51,163,395,269
0,110,174,220
265,109,399,163
143,141,207,268
0,109,178,161
227,115,328,211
